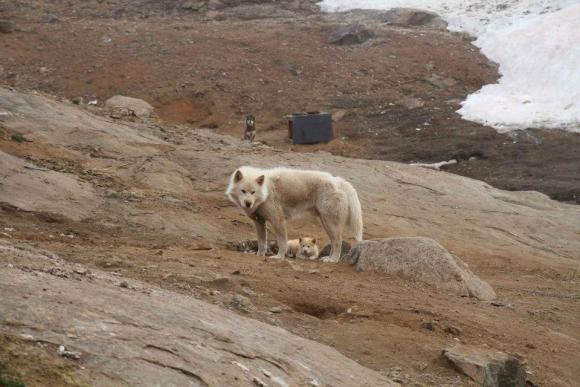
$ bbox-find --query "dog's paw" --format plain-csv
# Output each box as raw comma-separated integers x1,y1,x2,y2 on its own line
270,254,285,260
256,250,266,257
321,256,338,263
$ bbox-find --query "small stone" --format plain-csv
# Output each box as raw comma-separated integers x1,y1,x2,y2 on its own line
444,325,462,336
421,321,435,331
71,97,83,105
253,376,267,386
328,23,374,45
232,294,254,313
525,343,536,350
231,270,241,275
58,345,81,360
269,307,283,314
119,281,129,288
0,20,14,34
74,267,88,275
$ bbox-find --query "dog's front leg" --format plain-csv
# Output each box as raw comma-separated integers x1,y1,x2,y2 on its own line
253,218,267,256
270,217,288,259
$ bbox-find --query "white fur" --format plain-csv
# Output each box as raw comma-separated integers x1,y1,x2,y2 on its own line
226,166,363,262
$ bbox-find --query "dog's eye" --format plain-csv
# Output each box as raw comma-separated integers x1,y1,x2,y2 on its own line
241,189,246,194
251,191,255,194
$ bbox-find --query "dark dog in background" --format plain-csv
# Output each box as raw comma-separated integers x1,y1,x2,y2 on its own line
243,115,256,142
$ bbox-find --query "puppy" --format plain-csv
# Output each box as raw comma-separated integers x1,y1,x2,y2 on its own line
296,237,319,260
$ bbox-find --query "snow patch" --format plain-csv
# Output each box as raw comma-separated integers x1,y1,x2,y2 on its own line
320,0,580,132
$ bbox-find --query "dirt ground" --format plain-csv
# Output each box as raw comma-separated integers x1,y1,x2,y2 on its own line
1,2,580,387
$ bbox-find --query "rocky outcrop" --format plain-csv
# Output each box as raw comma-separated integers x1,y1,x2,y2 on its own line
383,8,448,30
345,237,496,300
105,95,154,119
443,344,526,387
0,240,397,386
0,151,100,221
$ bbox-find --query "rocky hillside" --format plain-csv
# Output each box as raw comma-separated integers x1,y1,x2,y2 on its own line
1,88,579,386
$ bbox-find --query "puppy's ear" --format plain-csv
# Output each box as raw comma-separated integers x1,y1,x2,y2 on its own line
299,237,302,243
312,238,316,244
256,175,265,186
234,170,243,182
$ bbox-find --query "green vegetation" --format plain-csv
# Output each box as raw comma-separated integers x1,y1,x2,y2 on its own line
10,134,28,143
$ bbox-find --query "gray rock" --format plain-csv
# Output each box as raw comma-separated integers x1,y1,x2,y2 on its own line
383,8,448,30
181,0,206,11
232,293,254,313
328,23,375,45
320,241,352,259
345,237,496,300
42,14,60,24
0,241,397,386
105,95,154,119
426,74,457,88
397,96,425,110
443,344,526,387
0,19,14,33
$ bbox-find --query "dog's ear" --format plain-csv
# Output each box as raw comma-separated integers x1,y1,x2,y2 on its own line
234,170,243,182
312,238,316,244
256,175,265,186
299,237,302,243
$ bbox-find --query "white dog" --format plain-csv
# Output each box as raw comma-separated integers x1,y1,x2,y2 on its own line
226,166,363,262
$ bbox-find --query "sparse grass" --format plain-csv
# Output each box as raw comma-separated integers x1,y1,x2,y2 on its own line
0,364,25,387
10,134,28,143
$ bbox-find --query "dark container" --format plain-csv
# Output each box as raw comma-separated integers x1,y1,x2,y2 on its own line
287,111,333,144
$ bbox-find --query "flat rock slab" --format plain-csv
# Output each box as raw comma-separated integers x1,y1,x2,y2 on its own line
0,241,397,387
0,150,100,221
443,344,526,387
345,237,496,300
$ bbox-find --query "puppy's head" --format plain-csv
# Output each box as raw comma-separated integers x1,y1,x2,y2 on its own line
227,168,267,213
299,237,318,259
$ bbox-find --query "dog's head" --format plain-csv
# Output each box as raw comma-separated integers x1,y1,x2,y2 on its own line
299,237,318,259
226,167,267,214
245,115,255,129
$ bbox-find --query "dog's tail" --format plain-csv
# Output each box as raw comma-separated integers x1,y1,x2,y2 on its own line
339,178,363,242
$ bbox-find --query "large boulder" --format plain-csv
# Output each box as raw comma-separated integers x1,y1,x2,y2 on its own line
383,8,448,31
105,95,154,119
345,237,496,300
443,344,526,387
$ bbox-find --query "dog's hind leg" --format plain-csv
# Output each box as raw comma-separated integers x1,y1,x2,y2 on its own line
318,193,347,263
320,216,343,263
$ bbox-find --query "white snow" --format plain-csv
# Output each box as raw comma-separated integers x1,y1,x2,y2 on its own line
320,0,580,132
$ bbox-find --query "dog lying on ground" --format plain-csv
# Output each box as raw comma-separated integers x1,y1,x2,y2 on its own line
286,237,319,260
226,166,363,262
